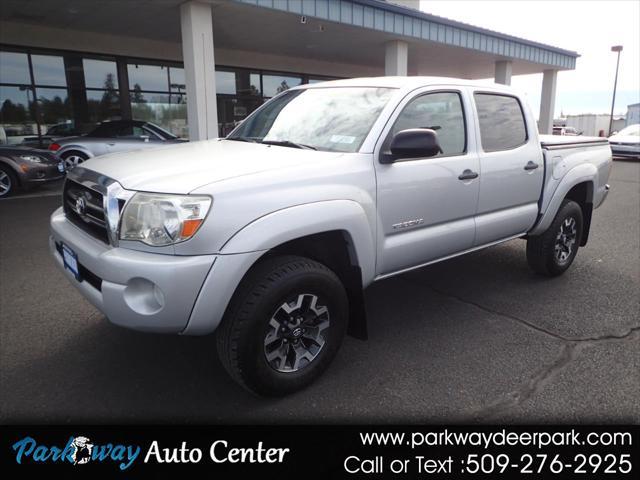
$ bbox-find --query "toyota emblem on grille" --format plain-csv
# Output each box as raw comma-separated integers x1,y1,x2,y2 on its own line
75,196,87,216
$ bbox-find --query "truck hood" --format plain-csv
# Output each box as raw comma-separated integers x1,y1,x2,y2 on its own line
80,139,344,194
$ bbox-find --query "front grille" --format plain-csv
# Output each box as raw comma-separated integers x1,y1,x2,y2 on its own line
63,179,110,244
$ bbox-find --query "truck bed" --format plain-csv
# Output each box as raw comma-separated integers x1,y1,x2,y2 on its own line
539,135,609,150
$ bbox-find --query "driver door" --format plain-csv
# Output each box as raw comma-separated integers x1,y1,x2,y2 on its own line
106,125,154,153
374,89,480,277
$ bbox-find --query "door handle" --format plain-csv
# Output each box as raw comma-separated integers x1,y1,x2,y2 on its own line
524,161,539,170
458,169,479,181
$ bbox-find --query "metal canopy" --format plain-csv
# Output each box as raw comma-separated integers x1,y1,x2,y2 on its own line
0,0,578,79
232,0,578,70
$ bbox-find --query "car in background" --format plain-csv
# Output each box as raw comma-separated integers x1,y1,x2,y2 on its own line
18,122,92,150
49,120,186,169
609,124,640,159
0,146,65,197
552,126,581,136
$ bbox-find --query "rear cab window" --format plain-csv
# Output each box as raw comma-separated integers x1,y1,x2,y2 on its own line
473,93,528,151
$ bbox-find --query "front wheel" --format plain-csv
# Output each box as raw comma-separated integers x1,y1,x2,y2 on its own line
0,165,18,197
527,199,583,276
216,255,348,396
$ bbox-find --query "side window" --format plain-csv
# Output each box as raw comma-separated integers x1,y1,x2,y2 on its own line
387,91,466,157
132,126,147,137
115,124,135,138
474,93,527,151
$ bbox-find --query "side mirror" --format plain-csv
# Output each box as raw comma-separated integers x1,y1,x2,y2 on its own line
382,128,442,163
140,135,150,142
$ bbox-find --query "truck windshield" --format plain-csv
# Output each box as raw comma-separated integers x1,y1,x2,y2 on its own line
227,87,395,153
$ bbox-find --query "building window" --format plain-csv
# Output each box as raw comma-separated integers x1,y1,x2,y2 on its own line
0,85,35,145
262,74,302,98
83,58,121,125
0,50,73,146
31,55,67,87
128,62,188,138
83,58,119,89
0,51,30,84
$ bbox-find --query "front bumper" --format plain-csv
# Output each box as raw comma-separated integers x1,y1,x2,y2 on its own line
50,207,215,333
50,207,265,335
18,161,65,187
610,143,640,158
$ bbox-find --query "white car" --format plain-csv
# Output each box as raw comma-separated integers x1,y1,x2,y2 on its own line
609,124,640,159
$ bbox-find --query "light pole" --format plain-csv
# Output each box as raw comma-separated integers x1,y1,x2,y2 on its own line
608,45,623,136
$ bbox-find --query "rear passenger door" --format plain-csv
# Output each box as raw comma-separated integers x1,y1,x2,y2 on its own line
472,92,544,245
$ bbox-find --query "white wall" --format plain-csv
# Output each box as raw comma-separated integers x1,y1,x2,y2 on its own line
565,114,610,137
627,105,640,126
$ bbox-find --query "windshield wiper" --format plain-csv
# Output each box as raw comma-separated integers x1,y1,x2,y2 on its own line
227,136,260,143
261,139,317,150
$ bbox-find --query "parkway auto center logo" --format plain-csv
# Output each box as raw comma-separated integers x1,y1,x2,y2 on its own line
12,435,141,470
10,435,291,471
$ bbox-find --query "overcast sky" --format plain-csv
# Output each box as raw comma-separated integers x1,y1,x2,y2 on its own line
419,0,640,118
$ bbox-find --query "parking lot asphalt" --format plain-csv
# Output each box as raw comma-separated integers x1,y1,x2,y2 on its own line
1,161,638,424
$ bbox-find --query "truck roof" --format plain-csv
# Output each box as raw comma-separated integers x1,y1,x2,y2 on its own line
300,76,516,91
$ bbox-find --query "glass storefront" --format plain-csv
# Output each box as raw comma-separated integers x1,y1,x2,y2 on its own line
0,45,337,145
128,62,188,138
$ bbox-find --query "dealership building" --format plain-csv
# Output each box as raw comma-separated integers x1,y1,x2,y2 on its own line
0,0,579,144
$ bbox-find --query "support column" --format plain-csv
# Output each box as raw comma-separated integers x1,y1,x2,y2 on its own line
180,1,218,140
494,60,512,85
385,40,408,76
539,69,558,134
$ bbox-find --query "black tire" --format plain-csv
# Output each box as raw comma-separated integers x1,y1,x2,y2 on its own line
61,151,88,170
216,255,348,396
0,164,18,198
527,199,583,276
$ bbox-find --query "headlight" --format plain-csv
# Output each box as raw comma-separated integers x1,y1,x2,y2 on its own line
119,193,212,246
19,154,46,163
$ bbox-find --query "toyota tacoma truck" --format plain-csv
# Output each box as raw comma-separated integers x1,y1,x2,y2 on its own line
50,77,612,395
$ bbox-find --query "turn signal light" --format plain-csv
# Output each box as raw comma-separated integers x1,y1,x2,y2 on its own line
180,219,203,239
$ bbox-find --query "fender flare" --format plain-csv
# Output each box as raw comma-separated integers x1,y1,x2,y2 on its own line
220,200,377,286
529,163,596,236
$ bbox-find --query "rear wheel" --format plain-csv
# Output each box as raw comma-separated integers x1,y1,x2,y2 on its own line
216,255,348,396
61,151,88,170
527,199,583,276
0,165,17,197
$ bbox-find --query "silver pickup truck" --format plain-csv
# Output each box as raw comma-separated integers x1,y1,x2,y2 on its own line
50,77,612,395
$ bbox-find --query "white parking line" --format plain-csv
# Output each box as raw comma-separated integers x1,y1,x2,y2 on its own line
0,190,62,201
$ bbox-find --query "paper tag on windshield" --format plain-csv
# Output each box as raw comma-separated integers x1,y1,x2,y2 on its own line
330,135,356,144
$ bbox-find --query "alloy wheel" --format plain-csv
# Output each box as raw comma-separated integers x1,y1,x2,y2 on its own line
64,155,85,170
0,170,11,196
554,216,577,264
263,293,330,373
